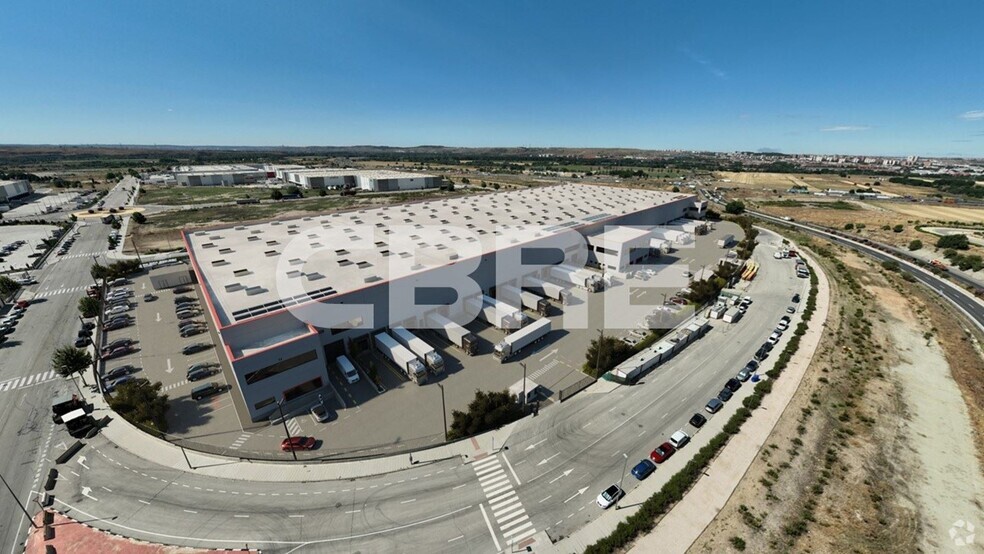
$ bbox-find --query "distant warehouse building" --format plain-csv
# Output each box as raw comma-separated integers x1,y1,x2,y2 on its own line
181,183,705,423
0,179,32,203
282,168,440,192
173,164,267,186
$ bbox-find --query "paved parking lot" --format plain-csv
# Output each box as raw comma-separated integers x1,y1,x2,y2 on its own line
0,224,59,273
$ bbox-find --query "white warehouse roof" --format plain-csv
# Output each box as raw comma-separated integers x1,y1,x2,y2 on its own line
185,184,696,326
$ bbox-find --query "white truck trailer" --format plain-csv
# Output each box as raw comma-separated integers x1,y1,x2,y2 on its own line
499,285,549,316
391,326,444,374
523,276,570,305
548,264,602,292
374,332,427,385
466,295,524,331
493,318,551,362
722,307,743,323
717,234,735,248
425,312,477,355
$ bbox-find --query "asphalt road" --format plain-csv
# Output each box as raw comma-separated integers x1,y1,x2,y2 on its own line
41,230,806,553
747,209,984,331
0,180,130,554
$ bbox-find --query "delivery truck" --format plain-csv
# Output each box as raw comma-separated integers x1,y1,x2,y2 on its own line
548,264,602,292
523,276,570,305
493,318,552,362
717,234,735,248
374,332,427,384
391,326,444,373
466,295,524,331
425,312,477,355
499,285,549,316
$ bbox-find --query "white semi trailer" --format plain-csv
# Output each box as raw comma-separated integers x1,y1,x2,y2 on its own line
499,285,549,316
425,312,477,355
466,295,524,331
494,318,552,362
523,276,570,305
391,326,444,374
374,332,427,385
549,264,602,292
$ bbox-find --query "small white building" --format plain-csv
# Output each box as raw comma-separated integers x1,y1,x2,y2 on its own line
586,226,658,274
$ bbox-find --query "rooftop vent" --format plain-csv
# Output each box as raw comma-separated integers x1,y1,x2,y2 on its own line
219,247,233,254
225,282,244,292
245,286,265,296
264,250,278,257
289,258,304,266
233,268,251,277
356,261,372,269
211,259,229,266
286,270,303,278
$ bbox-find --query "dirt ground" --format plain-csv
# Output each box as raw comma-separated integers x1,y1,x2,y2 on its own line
713,172,932,198
689,242,984,553
874,202,984,225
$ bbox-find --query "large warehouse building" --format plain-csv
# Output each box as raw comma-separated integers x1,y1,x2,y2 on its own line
182,184,706,422
281,168,440,192
173,164,268,186
0,179,32,203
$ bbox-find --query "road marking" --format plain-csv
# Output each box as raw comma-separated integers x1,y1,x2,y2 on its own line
549,469,573,484
288,515,304,518
78,456,89,470
538,348,558,362
503,521,534,540
480,473,509,490
400,499,416,504
452,484,467,491
524,439,548,451
484,482,512,498
539,495,552,503
448,535,464,543
564,487,589,504
165,359,173,374
493,501,523,519
137,500,150,505
487,490,517,508
234,515,249,518
507,527,538,544
479,504,501,552
183,510,197,514
100,486,112,493
501,453,521,486
536,453,560,466
475,463,502,477
344,510,361,514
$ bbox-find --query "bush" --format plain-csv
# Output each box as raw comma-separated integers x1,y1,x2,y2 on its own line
937,234,969,250
109,380,170,435
725,200,746,215
892,224,904,233
131,212,147,224
844,223,854,230
584,335,636,377
447,390,524,440
908,239,922,251
78,296,100,318
881,260,900,272
0,276,20,296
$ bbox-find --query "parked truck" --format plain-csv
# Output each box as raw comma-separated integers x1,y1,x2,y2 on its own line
523,276,570,305
722,307,743,323
374,332,427,385
391,326,444,373
425,312,478,355
717,234,735,248
52,394,86,424
466,295,524,331
499,285,549,316
493,318,552,362
548,264,602,292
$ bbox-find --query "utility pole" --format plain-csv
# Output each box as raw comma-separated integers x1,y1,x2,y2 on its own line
277,398,297,461
0,471,39,528
616,452,628,510
520,362,527,407
437,384,448,442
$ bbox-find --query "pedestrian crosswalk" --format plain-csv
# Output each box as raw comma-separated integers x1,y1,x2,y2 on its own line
286,417,302,437
0,370,58,394
529,359,559,381
162,379,189,392
473,454,536,546
53,250,107,261
228,433,252,450
32,285,88,299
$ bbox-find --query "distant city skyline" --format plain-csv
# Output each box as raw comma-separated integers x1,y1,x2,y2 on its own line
1,0,982,157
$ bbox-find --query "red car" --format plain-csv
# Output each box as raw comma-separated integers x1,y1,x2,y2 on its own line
649,442,676,463
15,300,29,309
281,436,317,452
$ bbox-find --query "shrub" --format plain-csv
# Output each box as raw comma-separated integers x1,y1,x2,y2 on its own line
937,234,969,250
447,390,524,440
725,200,746,215
892,224,904,233
908,239,922,251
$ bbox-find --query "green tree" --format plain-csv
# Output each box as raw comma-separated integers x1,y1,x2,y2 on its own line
131,212,147,224
0,276,20,296
447,390,524,440
844,223,854,230
109,380,170,435
584,335,635,377
892,224,904,233
78,296,100,318
283,185,301,196
937,234,969,250
318,189,327,197
492,182,501,190
908,239,923,251
671,186,680,192
51,346,92,384
724,200,746,215
271,190,284,201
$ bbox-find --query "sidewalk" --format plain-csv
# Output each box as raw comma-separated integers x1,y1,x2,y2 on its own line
536,245,831,554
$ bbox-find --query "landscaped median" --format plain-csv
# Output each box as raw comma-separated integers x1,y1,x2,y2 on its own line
582,261,821,554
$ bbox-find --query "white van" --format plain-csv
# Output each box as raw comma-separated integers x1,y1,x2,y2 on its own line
336,355,360,384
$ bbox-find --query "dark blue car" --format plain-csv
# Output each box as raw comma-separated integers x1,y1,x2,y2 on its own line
631,459,656,480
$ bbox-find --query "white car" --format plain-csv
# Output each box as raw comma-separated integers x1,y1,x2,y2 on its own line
777,320,789,331
767,332,781,345
669,430,690,449
104,305,128,316
596,484,624,509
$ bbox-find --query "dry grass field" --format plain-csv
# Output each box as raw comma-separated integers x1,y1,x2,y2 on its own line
714,171,937,198
873,202,984,224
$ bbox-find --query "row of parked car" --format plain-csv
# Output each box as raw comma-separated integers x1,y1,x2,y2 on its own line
0,301,29,347
598,293,804,509
55,231,80,257
1,240,27,262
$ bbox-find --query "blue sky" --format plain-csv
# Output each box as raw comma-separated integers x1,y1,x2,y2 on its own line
1,1,982,156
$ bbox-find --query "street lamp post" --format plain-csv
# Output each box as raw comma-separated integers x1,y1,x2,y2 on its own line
437,384,448,442
0,471,39,529
277,398,297,461
616,452,629,510
520,362,527,408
